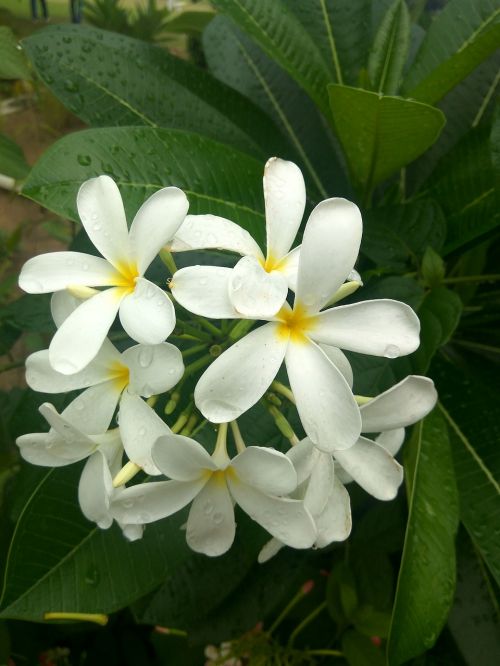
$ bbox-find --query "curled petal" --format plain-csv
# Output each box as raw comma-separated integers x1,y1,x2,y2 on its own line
171,265,240,319
16,431,93,467
376,428,405,456
295,198,362,314
231,446,297,496
279,246,300,291
229,256,288,318
170,214,263,259
311,299,420,357
194,322,287,423
361,376,437,432
123,343,184,397
119,278,175,344
264,158,305,260
19,252,119,294
287,438,318,485
129,186,189,275
186,475,236,556
258,538,285,564
49,287,125,374
152,433,217,480
334,436,404,501
285,340,361,452
79,452,114,529
304,453,334,516
314,475,352,548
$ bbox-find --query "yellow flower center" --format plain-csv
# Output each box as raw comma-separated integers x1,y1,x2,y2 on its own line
276,303,317,343
113,260,140,290
107,361,130,391
260,253,287,273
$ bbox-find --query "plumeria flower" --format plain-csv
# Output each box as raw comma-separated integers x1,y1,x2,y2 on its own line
111,426,316,557
259,446,351,563
175,197,420,453
334,375,438,495
19,175,189,374
16,404,142,540
169,157,305,318
25,292,184,437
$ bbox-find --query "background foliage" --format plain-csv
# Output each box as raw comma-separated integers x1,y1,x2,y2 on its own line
0,0,499,664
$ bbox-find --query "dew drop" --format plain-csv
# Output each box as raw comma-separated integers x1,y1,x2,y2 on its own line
384,344,400,359
77,154,92,167
138,346,154,368
203,501,214,515
212,512,224,525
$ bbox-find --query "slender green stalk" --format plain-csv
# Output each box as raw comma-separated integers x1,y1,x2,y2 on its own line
196,316,223,338
288,601,327,646
271,381,296,404
442,274,500,285
159,249,178,275
307,649,343,658
181,343,207,359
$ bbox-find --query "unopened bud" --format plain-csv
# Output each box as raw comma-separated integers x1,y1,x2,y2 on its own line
301,579,315,595
327,280,362,306
113,461,141,488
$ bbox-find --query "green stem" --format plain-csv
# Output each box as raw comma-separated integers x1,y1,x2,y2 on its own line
183,353,212,379
271,381,296,404
453,339,500,354
178,322,212,342
159,249,178,275
229,318,254,342
307,649,343,658
181,343,207,359
442,274,500,285
196,317,223,338
268,588,307,635
288,601,327,646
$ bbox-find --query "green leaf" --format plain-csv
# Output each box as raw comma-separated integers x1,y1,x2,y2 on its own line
368,0,410,95
326,560,358,624
284,0,372,86
162,3,215,34
362,200,447,271
211,0,333,117
22,25,287,159
203,15,350,200
491,105,500,173
434,358,500,588
421,247,446,288
342,629,385,666
403,0,500,104
424,126,500,254
327,85,445,191
22,127,266,247
448,530,500,666
387,409,459,665
0,133,30,181
0,27,31,81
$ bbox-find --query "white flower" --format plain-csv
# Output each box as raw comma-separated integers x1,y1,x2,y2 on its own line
24,292,184,440
111,430,316,557
169,157,305,318
178,197,420,452
19,176,189,374
16,404,142,539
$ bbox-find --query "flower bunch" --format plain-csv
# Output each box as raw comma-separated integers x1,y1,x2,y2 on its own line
17,158,437,558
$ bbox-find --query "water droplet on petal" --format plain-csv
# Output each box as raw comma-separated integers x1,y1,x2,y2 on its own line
384,344,400,359
138,347,154,368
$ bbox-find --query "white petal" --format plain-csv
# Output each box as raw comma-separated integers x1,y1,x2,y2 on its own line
51,290,82,326
25,350,108,393
334,464,353,485
77,175,130,268
170,214,263,259
264,158,305,260
39,402,97,443
285,340,361,452
123,343,184,397
119,278,175,344
129,186,189,275
170,265,240,319
304,453,334,516
318,344,353,388
49,287,124,374
287,438,318,485
231,446,297,495
16,431,93,466
361,376,437,432
257,538,285,563
110,479,205,524
333,436,404,501
228,477,316,549
186,475,236,556
194,322,288,423
376,428,405,456
314,475,351,548
19,252,120,293
120,524,144,541
279,246,300,291
152,432,217,480
295,198,362,314
78,452,113,528
61,383,121,434
118,392,169,474
311,299,420,357
229,256,288,318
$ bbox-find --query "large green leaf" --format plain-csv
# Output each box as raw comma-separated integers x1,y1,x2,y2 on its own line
434,358,500,587
22,25,287,159
387,409,459,665
424,126,500,253
284,0,371,86
203,15,350,200
22,127,266,246
0,27,31,81
448,530,500,666
327,85,445,191
0,133,30,181
362,199,446,271
403,0,500,104
367,0,410,95
212,0,333,117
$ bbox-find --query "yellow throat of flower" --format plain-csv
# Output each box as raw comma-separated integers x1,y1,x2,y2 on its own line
113,260,140,291
276,304,317,343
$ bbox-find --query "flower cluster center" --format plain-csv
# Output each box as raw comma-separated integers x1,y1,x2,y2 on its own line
276,304,317,343
108,361,130,391
113,260,140,290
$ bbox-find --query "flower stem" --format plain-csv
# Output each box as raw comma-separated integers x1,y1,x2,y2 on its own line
229,318,254,342
442,274,500,285
266,403,299,445
230,420,246,453
171,402,193,434
183,353,212,379
44,612,108,626
288,601,327,646
307,649,343,658
181,343,207,359
271,381,296,404
178,322,212,342
268,587,308,635
196,317,223,338
159,249,178,275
